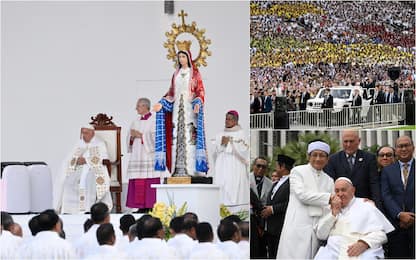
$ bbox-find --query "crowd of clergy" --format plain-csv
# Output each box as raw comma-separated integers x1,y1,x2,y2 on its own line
251,130,414,259
1,202,250,259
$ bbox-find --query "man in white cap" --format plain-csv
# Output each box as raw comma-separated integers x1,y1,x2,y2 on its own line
277,140,338,259
315,177,394,259
55,124,113,213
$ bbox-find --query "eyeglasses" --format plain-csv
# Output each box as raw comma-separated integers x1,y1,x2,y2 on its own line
256,164,267,169
378,153,393,158
309,153,328,158
397,143,412,149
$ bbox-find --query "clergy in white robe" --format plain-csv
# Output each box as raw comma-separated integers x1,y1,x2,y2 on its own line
74,202,111,258
55,125,113,214
126,98,159,211
238,240,250,259
0,212,23,259
315,177,395,259
125,216,178,259
167,233,197,259
0,230,22,259
84,244,126,260
217,241,245,260
214,110,249,210
125,238,178,259
85,222,127,259
189,242,229,259
18,209,75,259
18,230,75,259
217,218,245,259
277,141,335,259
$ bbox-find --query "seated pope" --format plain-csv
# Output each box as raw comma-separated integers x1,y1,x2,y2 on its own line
314,177,394,259
55,125,113,214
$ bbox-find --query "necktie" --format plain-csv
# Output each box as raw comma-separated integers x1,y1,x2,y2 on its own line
403,163,409,188
347,155,354,171
386,93,390,103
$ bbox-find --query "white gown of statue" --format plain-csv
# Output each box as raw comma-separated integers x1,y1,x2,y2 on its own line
171,67,198,175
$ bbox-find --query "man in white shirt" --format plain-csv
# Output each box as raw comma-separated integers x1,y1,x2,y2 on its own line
315,177,394,259
74,202,110,258
189,222,228,259
217,219,245,259
18,210,75,259
238,221,250,259
85,223,125,259
116,214,135,250
277,140,336,259
0,212,23,259
167,216,197,259
124,216,178,259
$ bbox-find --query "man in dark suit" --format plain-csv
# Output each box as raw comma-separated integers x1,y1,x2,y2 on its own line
251,91,263,114
249,157,273,258
370,84,385,121
324,130,382,209
261,154,295,259
385,86,399,104
263,90,273,113
321,88,333,127
351,88,362,124
299,86,310,111
381,135,415,259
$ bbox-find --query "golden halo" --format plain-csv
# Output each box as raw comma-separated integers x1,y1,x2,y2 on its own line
164,10,211,68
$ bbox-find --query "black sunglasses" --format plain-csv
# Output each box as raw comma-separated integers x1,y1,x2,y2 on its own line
256,164,267,169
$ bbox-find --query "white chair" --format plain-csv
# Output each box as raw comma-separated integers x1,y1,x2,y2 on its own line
1,165,31,213
26,163,53,213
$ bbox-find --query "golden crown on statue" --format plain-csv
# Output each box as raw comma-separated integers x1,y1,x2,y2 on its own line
164,9,211,68
176,40,192,52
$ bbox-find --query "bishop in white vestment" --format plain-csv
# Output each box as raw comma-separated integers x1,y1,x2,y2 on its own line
277,141,335,259
315,177,395,259
56,126,113,214
213,110,249,210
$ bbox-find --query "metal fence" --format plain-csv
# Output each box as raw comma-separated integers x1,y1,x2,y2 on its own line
250,103,406,130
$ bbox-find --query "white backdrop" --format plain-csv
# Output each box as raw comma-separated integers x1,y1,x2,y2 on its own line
1,1,249,210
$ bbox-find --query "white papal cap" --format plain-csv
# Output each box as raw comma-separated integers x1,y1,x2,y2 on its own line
81,124,95,130
307,141,330,155
335,177,353,186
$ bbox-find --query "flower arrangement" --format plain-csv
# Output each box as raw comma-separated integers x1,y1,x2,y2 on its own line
220,204,249,221
149,201,187,240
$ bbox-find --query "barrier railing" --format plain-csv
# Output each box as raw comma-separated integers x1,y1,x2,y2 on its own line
249,112,274,130
250,103,406,130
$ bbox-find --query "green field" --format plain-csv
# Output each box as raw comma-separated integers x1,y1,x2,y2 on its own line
386,125,416,130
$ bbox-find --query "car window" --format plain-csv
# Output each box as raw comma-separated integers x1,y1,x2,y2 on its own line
318,89,351,99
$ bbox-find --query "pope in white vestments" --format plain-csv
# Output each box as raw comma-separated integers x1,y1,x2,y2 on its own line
56,126,113,214
213,110,249,210
277,141,335,259
315,177,395,259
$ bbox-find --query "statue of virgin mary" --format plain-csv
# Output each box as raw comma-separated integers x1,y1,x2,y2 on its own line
154,41,208,176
